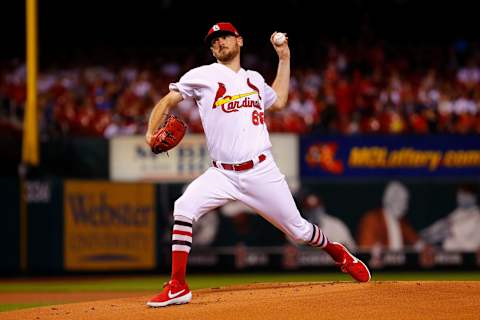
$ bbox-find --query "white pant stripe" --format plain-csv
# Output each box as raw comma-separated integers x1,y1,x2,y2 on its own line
314,232,327,248
172,244,191,253
173,225,192,232
172,234,193,242
312,225,321,244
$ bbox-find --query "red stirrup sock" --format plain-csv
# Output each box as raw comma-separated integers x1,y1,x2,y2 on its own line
170,216,193,284
307,223,328,248
307,223,344,263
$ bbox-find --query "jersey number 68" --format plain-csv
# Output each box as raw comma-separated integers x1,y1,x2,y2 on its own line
252,110,264,126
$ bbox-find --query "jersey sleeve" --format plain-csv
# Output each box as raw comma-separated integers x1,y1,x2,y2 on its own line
169,69,202,100
263,82,278,110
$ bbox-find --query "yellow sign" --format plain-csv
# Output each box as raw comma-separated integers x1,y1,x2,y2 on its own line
64,181,156,270
348,147,480,171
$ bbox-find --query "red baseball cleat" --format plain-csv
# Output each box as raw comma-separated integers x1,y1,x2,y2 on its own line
331,242,371,282
147,280,192,307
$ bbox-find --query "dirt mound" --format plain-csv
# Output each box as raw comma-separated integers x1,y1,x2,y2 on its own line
1,281,479,320
0,292,154,304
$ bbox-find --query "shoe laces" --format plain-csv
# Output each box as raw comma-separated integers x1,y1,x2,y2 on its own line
162,280,176,289
163,280,184,291
335,257,347,266
336,256,348,273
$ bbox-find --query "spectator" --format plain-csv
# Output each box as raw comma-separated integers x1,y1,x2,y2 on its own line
421,184,480,252
2,37,480,137
357,181,422,251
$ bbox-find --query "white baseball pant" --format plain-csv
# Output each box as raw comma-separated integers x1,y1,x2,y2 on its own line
174,150,326,246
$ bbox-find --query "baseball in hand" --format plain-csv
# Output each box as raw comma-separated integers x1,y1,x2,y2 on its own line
273,32,286,45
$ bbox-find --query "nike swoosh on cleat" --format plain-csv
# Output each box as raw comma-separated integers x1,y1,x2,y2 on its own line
168,289,185,299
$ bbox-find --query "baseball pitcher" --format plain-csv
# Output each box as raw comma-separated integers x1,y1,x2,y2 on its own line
145,22,371,308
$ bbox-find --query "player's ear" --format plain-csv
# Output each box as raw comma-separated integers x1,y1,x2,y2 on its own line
237,36,243,47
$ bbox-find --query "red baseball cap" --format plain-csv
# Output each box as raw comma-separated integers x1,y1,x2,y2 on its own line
205,22,240,45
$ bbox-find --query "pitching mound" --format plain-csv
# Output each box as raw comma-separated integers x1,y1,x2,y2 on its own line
1,281,479,320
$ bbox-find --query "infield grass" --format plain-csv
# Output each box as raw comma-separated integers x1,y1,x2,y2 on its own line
0,303,52,312
0,271,479,292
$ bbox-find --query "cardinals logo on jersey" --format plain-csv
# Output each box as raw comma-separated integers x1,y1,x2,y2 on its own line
247,78,262,101
212,79,262,113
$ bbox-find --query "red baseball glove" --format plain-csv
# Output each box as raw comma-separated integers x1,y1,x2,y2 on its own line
150,114,187,154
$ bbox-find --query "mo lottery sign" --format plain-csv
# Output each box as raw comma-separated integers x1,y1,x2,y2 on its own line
300,135,480,177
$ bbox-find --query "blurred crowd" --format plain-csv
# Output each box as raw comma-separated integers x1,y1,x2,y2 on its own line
2,39,480,138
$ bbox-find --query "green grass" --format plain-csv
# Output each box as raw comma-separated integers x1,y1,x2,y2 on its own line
0,303,52,312
0,272,479,292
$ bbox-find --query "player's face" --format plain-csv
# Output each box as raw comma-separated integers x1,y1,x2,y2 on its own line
210,35,243,62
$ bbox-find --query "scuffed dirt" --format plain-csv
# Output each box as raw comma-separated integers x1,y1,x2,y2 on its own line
1,281,479,320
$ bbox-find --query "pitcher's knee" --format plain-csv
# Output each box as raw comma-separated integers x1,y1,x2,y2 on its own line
174,197,196,221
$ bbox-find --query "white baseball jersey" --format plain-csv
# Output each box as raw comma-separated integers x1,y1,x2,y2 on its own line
169,63,277,163
171,63,325,251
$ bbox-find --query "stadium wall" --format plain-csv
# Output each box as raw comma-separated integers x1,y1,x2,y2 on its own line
0,178,479,274
1,135,479,274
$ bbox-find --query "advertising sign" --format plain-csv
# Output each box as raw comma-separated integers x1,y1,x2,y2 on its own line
301,135,480,177
64,181,156,270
